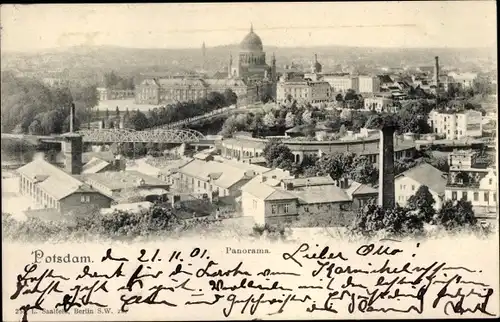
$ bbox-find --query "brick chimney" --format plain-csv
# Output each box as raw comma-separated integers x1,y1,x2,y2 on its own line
434,56,440,88
62,103,83,175
378,126,396,209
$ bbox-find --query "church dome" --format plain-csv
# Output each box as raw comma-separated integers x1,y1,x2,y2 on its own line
240,25,263,52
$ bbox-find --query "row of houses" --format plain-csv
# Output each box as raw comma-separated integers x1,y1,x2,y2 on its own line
395,150,497,224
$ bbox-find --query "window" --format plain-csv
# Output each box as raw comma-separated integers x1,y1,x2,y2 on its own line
204,182,207,189
489,178,493,185
81,195,90,203
304,206,309,212
412,185,415,191
283,204,289,214
192,178,194,185
271,205,277,214
494,193,497,201
452,191,457,200
462,191,467,200
198,181,200,188
484,192,489,202
474,192,479,201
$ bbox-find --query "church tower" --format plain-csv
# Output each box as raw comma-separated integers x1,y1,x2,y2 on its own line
228,53,233,79
271,52,277,82
202,42,206,71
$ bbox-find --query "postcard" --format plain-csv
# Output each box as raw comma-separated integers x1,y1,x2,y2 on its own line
1,2,498,321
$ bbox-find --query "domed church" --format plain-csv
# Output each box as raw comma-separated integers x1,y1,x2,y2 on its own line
228,24,277,84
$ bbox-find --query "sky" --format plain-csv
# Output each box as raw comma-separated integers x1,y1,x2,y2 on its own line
0,2,497,52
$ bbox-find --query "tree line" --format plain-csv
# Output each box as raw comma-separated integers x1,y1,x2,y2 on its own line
101,89,237,131
1,74,99,135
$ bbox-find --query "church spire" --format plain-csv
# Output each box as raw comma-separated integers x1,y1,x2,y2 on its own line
250,23,253,32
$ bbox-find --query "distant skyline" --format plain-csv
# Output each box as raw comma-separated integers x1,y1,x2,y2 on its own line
1,2,496,52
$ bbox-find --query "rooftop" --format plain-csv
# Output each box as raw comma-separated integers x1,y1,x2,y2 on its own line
82,157,111,174
83,170,169,191
177,159,270,189
396,163,447,196
17,159,101,201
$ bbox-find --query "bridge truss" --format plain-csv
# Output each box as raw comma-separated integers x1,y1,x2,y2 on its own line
76,129,205,144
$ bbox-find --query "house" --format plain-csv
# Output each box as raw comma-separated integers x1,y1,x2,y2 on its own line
17,159,113,215
444,150,497,215
395,163,447,210
158,158,194,185
241,173,376,226
172,159,271,199
83,170,170,202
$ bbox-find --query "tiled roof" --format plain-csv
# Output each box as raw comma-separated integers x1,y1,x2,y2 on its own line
288,185,351,204
82,157,110,174
159,158,194,175
177,159,268,189
282,176,335,187
397,163,447,196
83,170,169,191
222,138,266,150
17,159,98,200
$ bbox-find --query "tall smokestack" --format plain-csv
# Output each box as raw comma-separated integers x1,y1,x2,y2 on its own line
434,56,440,88
378,126,396,209
70,103,75,133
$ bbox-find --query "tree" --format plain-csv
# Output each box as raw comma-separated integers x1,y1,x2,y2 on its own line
285,112,296,128
344,89,357,101
105,108,110,120
434,199,477,230
207,91,226,108
338,124,347,137
129,110,149,130
223,88,238,105
340,109,353,122
302,110,313,125
351,112,368,132
315,152,355,180
335,93,343,102
406,185,436,223
351,204,425,237
263,112,276,127
350,156,378,185
115,106,120,119
28,119,43,135
263,141,296,171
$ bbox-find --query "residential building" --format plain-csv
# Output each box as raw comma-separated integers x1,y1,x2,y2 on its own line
171,158,272,199
448,72,478,89
395,163,447,210
83,170,170,201
428,109,483,140
357,76,381,93
276,78,331,104
241,174,376,226
158,158,194,185
81,156,126,174
321,74,358,93
364,97,395,112
97,87,135,101
444,150,496,214
17,159,113,215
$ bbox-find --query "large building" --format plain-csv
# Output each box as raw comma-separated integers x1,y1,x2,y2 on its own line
395,163,447,210
241,173,377,225
321,74,358,93
276,78,331,104
135,25,276,106
357,76,381,93
428,109,483,140
363,96,395,112
444,150,497,217
448,72,478,89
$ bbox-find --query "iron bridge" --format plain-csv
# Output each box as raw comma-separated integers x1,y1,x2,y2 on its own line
76,128,205,144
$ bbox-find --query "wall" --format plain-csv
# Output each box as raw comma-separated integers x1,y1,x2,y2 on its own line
60,192,112,214
395,176,443,210
241,191,267,225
